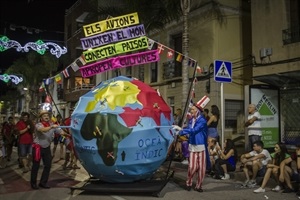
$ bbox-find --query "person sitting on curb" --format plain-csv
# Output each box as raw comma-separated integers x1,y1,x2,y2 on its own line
207,137,219,176
214,139,237,180
240,140,271,188
278,144,300,194
253,142,291,193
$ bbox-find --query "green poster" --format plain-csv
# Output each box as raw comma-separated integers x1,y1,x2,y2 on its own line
250,86,279,148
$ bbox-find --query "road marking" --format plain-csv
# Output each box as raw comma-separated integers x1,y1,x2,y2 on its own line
111,196,127,200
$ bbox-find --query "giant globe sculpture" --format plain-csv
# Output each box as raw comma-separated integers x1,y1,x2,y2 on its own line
70,76,175,183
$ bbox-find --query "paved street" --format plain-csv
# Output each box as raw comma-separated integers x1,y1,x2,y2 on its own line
0,146,299,200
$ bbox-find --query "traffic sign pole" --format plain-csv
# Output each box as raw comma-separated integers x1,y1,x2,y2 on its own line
221,82,224,148
214,60,232,148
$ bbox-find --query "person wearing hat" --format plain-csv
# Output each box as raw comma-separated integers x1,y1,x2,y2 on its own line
30,109,67,190
173,97,209,193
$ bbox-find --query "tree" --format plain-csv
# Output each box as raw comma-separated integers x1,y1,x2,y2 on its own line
181,0,191,110
87,0,182,33
0,88,22,119
5,51,61,113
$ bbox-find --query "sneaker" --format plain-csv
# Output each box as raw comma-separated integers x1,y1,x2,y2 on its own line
247,180,257,188
181,159,188,165
272,185,281,192
241,180,249,187
254,187,265,193
221,173,230,180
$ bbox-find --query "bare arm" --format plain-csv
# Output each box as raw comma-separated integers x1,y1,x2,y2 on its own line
19,125,30,135
241,152,251,160
220,149,234,160
245,116,258,127
207,115,216,126
279,157,292,171
279,157,292,182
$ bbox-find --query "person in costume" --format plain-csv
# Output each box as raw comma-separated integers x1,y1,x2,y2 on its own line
30,107,67,189
173,96,209,192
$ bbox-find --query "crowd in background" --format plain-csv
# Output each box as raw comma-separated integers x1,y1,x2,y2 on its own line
171,103,300,196
0,107,80,189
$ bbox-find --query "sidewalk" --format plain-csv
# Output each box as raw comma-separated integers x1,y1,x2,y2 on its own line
1,145,299,200
161,159,278,189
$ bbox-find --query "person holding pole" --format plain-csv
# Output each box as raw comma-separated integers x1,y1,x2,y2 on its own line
173,96,210,192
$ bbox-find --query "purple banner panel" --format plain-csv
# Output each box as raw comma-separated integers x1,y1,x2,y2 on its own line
80,24,146,50
80,50,159,77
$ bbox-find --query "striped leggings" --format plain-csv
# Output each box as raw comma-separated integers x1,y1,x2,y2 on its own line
186,150,206,189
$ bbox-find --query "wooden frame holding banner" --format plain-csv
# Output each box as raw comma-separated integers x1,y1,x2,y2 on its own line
244,84,280,150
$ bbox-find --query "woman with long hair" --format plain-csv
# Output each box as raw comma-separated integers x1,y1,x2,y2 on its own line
207,105,220,142
214,139,237,180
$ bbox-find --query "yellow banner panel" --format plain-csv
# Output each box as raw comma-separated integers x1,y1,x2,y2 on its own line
83,36,148,63
83,12,139,37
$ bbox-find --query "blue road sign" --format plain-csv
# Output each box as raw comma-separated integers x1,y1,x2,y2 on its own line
214,60,232,83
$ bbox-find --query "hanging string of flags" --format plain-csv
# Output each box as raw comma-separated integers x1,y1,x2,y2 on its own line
39,55,86,92
39,12,203,90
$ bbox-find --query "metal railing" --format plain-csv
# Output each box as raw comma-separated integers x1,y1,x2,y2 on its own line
73,84,94,92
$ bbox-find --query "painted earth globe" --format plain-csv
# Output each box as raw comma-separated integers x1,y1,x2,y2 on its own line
70,76,175,183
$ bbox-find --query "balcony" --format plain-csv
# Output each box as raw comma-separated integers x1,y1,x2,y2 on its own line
282,27,300,45
64,84,94,102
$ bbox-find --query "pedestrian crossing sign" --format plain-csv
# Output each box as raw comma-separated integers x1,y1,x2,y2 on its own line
214,60,232,83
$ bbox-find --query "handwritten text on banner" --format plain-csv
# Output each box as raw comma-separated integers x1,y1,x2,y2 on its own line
80,24,145,50
83,12,139,37
80,50,159,77
83,36,148,63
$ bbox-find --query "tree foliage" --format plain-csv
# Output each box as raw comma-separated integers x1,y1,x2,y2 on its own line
5,51,59,87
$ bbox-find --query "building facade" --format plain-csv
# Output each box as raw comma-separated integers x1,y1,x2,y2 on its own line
58,0,299,150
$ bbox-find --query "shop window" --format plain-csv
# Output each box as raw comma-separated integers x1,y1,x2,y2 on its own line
75,77,91,89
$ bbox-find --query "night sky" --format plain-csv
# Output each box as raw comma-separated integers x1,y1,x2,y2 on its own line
0,0,78,95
